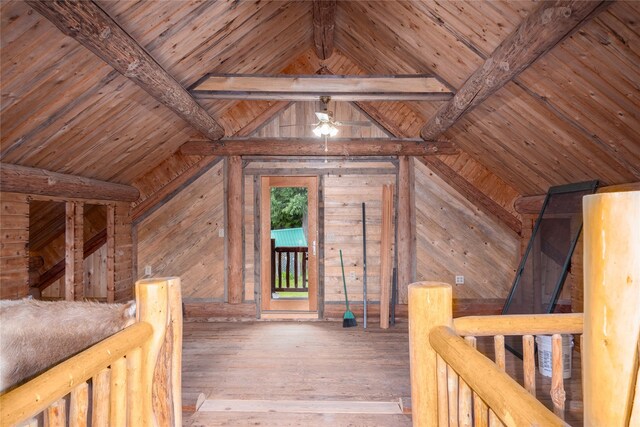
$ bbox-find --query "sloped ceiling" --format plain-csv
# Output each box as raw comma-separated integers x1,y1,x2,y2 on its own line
1,1,638,197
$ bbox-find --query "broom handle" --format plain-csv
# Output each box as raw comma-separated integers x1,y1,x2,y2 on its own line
362,203,367,329
339,249,350,312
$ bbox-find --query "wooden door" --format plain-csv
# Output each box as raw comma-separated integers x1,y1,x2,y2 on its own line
261,176,318,313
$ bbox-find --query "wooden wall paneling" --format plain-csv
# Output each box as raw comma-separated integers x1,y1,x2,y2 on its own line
517,3,640,179
83,245,107,300
0,192,29,299
244,175,255,303
420,0,606,139
64,201,83,301
253,101,390,139
226,156,243,304
136,163,225,302
342,77,523,232
113,202,133,302
379,184,393,329
26,0,225,141
414,161,520,300
323,173,396,307
106,204,115,303
397,156,416,303
418,157,522,235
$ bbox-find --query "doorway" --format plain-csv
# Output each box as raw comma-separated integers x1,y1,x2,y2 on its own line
261,176,318,313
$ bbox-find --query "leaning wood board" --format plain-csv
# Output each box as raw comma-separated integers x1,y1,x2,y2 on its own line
379,184,393,329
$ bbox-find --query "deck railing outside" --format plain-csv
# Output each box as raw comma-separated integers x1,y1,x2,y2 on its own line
271,239,308,293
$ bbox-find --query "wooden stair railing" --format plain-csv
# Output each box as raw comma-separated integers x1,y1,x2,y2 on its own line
409,190,640,427
0,277,183,427
409,283,572,427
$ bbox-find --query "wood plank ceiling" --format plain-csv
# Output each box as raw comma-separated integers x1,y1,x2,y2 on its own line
1,0,638,198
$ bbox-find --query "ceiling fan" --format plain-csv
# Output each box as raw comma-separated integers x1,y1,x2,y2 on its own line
280,96,372,137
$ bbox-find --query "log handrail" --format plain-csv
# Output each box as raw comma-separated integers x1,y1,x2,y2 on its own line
0,277,182,427
453,313,583,336
429,325,569,427
0,322,152,425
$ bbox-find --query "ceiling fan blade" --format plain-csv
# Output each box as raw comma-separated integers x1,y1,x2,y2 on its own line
279,124,316,128
315,112,329,121
336,121,373,127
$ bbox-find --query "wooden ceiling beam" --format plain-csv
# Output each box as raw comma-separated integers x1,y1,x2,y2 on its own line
0,163,140,202
180,138,458,157
190,75,452,101
313,0,337,60
26,0,225,140
420,0,605,140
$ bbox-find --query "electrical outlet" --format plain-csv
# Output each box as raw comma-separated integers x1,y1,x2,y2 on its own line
455,275,464,285
144,265,152,276
350,271,356,280
218,229,224,238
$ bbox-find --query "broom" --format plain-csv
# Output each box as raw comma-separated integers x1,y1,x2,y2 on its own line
340,249,357,328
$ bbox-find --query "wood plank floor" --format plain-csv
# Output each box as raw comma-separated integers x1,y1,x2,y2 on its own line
182,321,412,426
181,321,583,426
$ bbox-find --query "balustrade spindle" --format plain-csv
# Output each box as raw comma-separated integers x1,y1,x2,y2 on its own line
523,335,536,396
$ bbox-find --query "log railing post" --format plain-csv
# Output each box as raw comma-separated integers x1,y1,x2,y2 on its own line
583,191,640,426
408,282,453,426
136,277,182,427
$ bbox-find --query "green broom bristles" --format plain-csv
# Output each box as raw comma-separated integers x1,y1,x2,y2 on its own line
340,249,357,328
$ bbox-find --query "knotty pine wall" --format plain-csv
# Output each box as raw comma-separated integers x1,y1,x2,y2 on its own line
0,192,29,299
414,161,520,300
135,161,226,302
42,247,108,300
136,156,524,318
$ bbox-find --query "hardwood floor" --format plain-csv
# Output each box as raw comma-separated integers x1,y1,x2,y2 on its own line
182,321,412,426
181,321,583,426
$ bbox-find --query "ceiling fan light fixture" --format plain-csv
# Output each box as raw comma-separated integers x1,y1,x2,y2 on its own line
313,122,338,137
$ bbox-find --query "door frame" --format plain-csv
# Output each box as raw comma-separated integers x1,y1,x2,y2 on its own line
260,176,318,312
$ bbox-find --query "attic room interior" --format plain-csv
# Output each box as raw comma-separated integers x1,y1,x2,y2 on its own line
0,0,638,426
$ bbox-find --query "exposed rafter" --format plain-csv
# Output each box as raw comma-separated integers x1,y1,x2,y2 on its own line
0,163,139,202
189,74,452,101
313,0,337,60
180,138,457,157
27,0,225,140
420,0,605,140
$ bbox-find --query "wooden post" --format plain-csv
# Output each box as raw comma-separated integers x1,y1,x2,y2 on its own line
92,369,110,425
397,156,416,304
550,334,566,419
168,278,183,427
227,156,243,304
127,347,143,426
137,279,167,426
583,191,640,426
523,335,536,396
65,201,83,301
69,383,89,427
408,282,453,426
380,184,393,328
106,204,115,303
110,357,127,426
